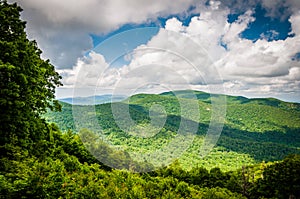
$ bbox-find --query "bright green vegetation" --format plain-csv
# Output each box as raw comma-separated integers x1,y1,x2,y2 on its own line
1,1,300,198
45,91,300,171
1,127,300,198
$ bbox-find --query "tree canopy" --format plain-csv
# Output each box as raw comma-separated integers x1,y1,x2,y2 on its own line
0,0,62,158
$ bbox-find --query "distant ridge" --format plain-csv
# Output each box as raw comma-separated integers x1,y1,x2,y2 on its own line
58,94,126,105
160,90,300,111
58,90,300,110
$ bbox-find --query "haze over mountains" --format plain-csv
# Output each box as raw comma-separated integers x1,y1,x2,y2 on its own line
58,94,127,105
58,90,300,108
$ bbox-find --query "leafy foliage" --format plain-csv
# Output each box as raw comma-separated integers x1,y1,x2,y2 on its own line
0,0,62,159
2,122,299,198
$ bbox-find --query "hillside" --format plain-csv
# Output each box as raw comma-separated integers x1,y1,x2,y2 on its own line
161,90,300,110
45,90,300,171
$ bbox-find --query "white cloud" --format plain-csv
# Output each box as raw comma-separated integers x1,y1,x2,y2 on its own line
10,0,198,68
27,0,299,101
261,0,300,20
59,51,108,88
10,0,300,68
165,18,184,32
209,1,221,10
289,12,300,36
59,4,300,101
288,67,300,80
260,30,279,40
222,10,255,44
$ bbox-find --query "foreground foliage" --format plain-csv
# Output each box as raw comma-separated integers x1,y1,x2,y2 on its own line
0,0,61,160
1,128,299,198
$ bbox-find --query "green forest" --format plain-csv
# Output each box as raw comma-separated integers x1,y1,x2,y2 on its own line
45,91,300,171
1,1,300,198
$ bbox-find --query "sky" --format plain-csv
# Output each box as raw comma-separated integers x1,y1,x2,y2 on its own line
9,0,300,102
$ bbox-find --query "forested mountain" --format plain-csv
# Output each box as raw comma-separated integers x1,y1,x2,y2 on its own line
1,1,300,198
161,90,300,110
45,90,300,171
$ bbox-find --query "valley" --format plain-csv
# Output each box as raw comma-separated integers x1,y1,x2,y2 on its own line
45,90,300,171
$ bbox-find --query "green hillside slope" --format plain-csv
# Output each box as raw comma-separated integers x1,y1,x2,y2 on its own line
44,90,300,171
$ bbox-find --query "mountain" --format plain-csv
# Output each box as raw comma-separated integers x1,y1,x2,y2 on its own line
160,90,300,110
45,90,300,171
58,94,126,105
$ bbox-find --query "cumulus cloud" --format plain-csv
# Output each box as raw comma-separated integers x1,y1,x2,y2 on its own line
10,0,300,70
13,0,300,101
59,51,108,88
261,0,300,20
59,1,300,101
212,0,300,19
10,0,198,68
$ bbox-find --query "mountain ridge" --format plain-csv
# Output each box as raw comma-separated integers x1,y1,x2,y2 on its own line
57,90,300,110
45,90,300,171
58,94,127,105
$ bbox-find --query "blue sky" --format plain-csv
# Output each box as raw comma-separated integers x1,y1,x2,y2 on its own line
240,5,293,41
13,0,300,102
89,12,201,67
91,3,294,64
90,27,159,67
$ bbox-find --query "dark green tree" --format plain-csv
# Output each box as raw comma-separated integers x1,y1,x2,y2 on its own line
187,166,210,187
252,154,300,199
0,0,62,159
208,167,227,188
